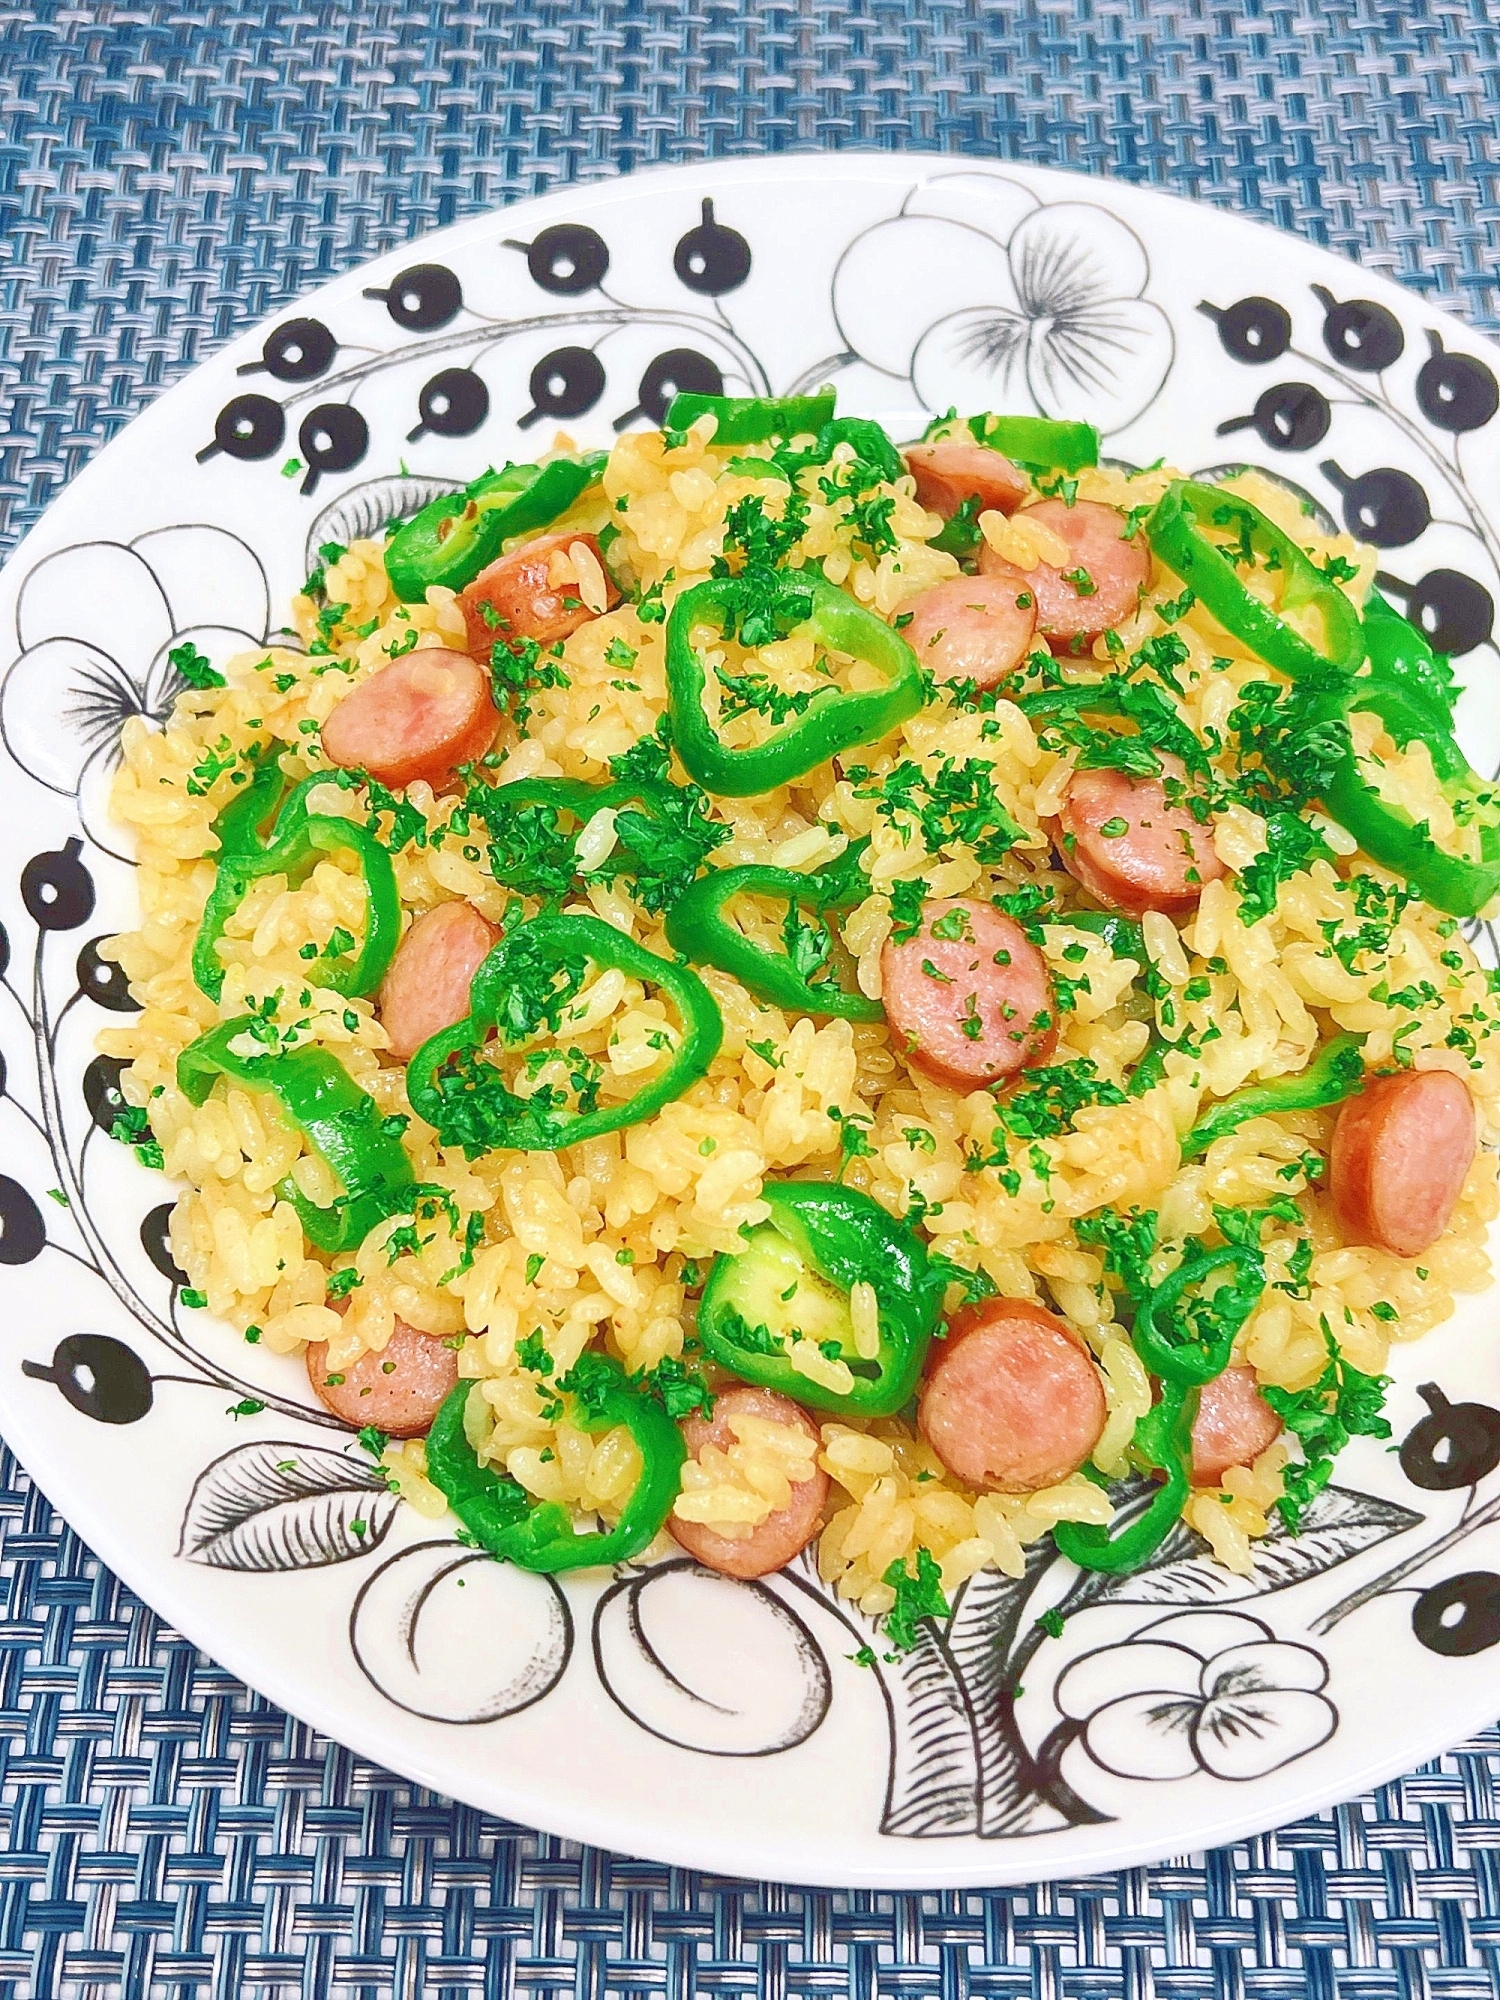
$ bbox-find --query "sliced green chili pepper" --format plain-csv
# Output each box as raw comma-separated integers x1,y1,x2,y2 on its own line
1361,589,1458,737
192,785,400,1004
1147,480,1363,682
666,566,924,796
1311,675,1500,918
424,1354,685,1573
664,388,836,443
698,1181,941,1417
663,840,881,1022
385,452,608,603
1059,910,1146,961
922,411,1101,473
1052,1383,1197,1575
406,911,722,1155
1131,1243,1265,1386
1181,1032,1365,1159
177,1020,417,1251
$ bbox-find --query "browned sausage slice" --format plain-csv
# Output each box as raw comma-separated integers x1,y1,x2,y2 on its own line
321,649,500,789
881,897,1058,1091
306,1317,459,1437
669,1385,830,1580
980,499,1149,645
918,1297,1106,1493
1052,756,1226,918
905,440,1028,519
1330,1068,1476,1259
1190,1366,1283,1485
900,575,1037,690
379,900,499,1062
460,531,619,658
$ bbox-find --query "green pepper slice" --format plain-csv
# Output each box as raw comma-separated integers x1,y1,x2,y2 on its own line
663,840,882,1022
385,452,608,603
1146,480,1363,683
698,1181,941,1417
1057,909,1146,961
1130,1243,1265,1387
664,388,836,443
1361,589,1458,737
922,410,1101,472
1181,1033,1365,1159
192,762,400,1005
666,566,924,796
1052,1383,1197,1575
1312,676,1500,917
406,911,723,1154
424,1354,685,1573
177,1020,417,1251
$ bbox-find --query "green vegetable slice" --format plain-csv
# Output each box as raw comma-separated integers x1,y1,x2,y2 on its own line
384,453,608,603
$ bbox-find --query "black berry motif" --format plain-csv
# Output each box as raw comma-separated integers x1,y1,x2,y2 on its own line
363,263,463,330
141,1204,189,1286
296,405,369,496
673,201,751,296
520,346,606,430
1217,382,1330,452
76,936,138,1014
1416,332,1499,434
196,393,286,464
22,1334,154,1426
1399,1383,1500,1491
615,349,725,432
409,368,490,442
1391,568,1496,657
1320,461,1431,547
82,1054,131,1136
22,837,95,930
238,317,338,384
0,921,11,979
0,1176,45,1266
1198,296,1292,364
1413,1571,1500,1657
508,224,610,297
1310,287,1404,372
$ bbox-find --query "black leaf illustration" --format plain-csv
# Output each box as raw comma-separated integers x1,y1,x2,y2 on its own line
877,1621,982,1836
177,1439,397,1571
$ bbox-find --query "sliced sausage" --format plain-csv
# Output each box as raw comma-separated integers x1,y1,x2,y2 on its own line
306,1317,459,1437
881,897,1057,1091
918,1297,1106,1493
1330,1068,1476,1259
460,531,619,659
669,1385,830,1581
980,499,1149,646
904,440,1028,519
1052,755,1226,918
378,900,499,1062
1191,1366,1283,1485
321,649,499,790
899,575,1037,690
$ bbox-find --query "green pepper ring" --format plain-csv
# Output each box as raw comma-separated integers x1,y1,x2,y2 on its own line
406,911,723,1153
665,567,925,797
384,452,608,603
663,388,836,445
1130,1243,1265,1388
1180,1031,1365,1161
1052,1383,1198,1575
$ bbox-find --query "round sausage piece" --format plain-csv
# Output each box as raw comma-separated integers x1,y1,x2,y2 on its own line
918,1297,1107,1493
980,499,1149,645
881,897,1057,1092
306,1317,459,1437
899,575,1037,691
460,531,618,658
379,900,499,1062
904,440,1028,520
321,649,500,790
669,1385,830,1581
1190,1366,1283,1485
1052,756,1226,918
1330,1068,1476,1259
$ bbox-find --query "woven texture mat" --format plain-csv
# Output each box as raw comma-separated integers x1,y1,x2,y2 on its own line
6,4,1500,1995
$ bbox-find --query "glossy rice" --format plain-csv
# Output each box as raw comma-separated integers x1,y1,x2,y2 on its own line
99,425,1500,1595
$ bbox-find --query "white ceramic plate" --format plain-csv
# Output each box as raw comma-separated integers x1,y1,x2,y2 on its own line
4,154,1500,1891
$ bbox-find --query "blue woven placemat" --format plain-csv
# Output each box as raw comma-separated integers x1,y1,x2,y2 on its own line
6,4,1500,1994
